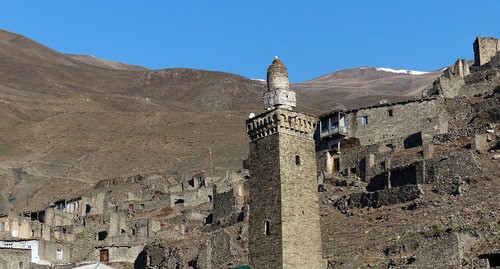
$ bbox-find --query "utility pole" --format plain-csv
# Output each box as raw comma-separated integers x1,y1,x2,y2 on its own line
208,147,215,190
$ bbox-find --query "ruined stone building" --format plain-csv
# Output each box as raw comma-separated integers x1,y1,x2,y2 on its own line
318,98,448,148
0,185,151,266
311,40,498,255
246,57,323,269
315,37,500,268
316,97,448,178
0,169,250,268
473,36,500,67
317,36,500,184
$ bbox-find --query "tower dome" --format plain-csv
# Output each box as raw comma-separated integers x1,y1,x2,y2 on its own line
267,56,290,91
263,57,296,111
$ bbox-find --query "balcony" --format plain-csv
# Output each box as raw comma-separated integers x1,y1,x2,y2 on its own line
320,126,347,139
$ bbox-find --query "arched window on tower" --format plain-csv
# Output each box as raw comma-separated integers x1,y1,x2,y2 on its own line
264,220,270,236
295,155,301,165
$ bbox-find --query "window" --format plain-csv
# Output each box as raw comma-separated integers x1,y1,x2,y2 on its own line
295,155,301,165
321,117,340,131
320,118,330,131
97,231,108,241
388,109,393,117
331,121,339,129
0,223,4,232
56,249,63,260
361,116,368,125
188,178,195,187
264,221,270,236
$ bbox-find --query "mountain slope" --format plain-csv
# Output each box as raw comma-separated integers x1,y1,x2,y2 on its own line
0,30,269,210
65,54,148,71
295,66,441,113
0,29,441,212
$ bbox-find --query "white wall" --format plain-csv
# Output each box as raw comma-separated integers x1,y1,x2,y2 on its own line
0,240,51,265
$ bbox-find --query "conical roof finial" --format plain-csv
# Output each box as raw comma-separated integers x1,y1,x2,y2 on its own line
263,57,296,111
267,57,289,91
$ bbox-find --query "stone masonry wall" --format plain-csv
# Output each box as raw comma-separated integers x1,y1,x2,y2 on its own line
0,194,8,217
335,185,422,210
339,144,375,178
279,131,323,269
108,245,144,263
210,231,232,267
389,233,475,268
247,108,322,269
390,161,427,187
0,248,31,269
474,37,500,66
213,189,236,223
345,99,448,146
248,134,283,269
366,161,426,191
432,75,466,99
38,240,71,264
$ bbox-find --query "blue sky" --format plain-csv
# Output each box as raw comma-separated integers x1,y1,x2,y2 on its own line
1,1,499,82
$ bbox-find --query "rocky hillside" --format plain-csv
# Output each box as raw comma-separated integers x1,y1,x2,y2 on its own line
320,69,500,268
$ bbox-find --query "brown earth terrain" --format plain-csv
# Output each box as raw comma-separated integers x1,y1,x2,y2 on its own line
0,29,440,212
296,67,442,112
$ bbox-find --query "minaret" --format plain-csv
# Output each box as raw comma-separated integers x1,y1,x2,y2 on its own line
263,56,296,111
246,57,323,268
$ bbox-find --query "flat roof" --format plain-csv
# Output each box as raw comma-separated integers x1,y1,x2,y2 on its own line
319,96,437,118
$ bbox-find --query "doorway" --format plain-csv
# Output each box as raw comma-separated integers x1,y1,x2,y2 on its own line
100,249,109,262
333,157,340,172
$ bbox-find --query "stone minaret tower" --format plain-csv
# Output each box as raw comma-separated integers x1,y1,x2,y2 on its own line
246,57,323,268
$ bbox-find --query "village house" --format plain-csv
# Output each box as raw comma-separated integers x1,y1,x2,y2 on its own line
0,168,249,267
315,97,448,179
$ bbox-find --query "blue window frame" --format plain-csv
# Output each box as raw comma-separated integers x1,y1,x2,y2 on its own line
361,116,368,125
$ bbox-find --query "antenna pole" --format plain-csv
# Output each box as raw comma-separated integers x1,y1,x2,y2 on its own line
209,147,215,188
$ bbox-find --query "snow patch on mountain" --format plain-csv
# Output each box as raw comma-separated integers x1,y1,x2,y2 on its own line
375,67,429,75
